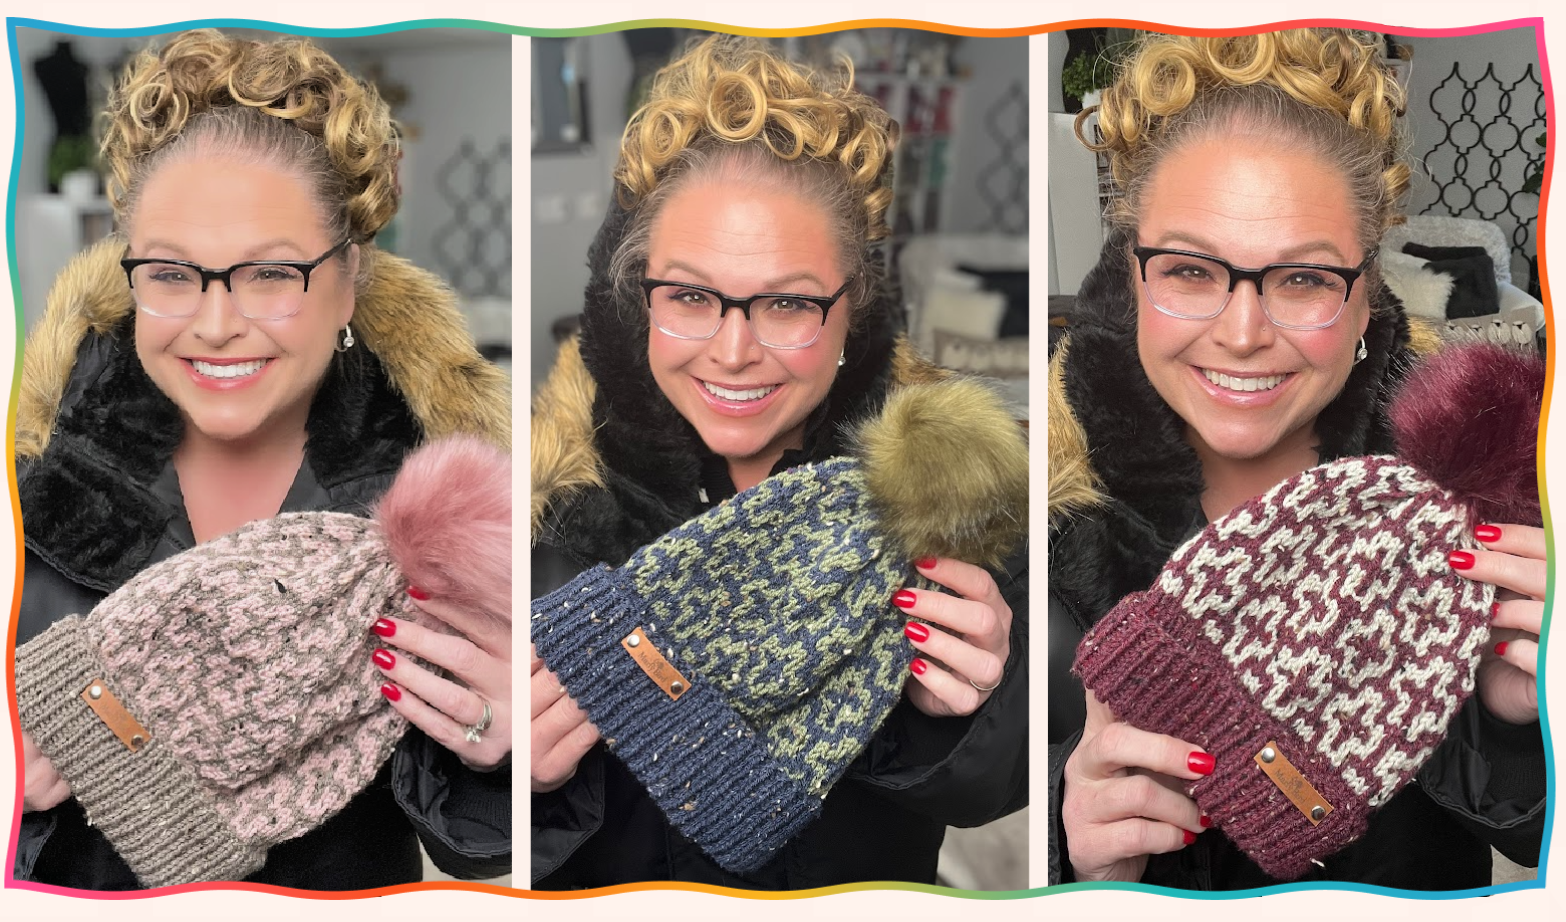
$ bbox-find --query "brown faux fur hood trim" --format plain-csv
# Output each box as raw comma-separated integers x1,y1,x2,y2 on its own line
529,333,1016,544
16,237,510,459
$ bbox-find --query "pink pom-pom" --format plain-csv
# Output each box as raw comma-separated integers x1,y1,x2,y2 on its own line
375,436,512,624
1389,344,1544,527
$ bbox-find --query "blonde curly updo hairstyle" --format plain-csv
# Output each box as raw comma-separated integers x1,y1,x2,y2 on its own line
102,29,400,286
1079,29,1408,265
608,34,899,320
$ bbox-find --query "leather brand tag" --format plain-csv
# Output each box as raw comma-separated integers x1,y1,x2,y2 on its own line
621,627,691,701
1255,740,1333,825
81,678,152,752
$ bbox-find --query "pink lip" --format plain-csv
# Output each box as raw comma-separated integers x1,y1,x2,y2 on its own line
1188,365,1293,407
692,377,782,417
181,357,274,392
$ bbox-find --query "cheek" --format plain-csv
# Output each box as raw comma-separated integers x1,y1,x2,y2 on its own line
1136,304,1198,368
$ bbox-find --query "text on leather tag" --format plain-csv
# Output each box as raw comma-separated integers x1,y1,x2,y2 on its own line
1255,740,1333,825
81,678,152,752
622,627,691,701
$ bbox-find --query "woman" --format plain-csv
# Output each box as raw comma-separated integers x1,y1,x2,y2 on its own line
1048,29,1545,889
531,35,1029,889
13,30,512,889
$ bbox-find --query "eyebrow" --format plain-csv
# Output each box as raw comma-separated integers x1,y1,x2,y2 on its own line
133,238,312,262
657,260,829,293
1150,231,1350,266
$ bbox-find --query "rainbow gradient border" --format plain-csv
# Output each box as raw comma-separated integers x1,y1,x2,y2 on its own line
3,13,1554,903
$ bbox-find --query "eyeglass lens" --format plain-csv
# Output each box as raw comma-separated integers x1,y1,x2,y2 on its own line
646,283,827,348
129,262,312,320
1143,251,1351,328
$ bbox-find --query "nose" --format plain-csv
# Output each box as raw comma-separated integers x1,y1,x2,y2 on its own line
189,280,250,346
1209,279,1274,355
706,305,763,369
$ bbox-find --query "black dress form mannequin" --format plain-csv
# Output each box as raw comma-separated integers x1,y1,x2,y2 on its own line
33,41,91,193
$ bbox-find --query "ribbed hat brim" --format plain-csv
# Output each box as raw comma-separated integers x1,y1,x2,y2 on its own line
1074,595,1370,880
533,565,821,872
15,616,265,887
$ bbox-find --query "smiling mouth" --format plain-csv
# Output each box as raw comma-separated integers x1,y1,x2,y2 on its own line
190,359,269,379
1201,369,1287,393
703,381,778,402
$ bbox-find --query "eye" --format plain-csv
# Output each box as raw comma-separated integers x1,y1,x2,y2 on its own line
1277,270,1337,289
144,264,195,285
240,264,306,286
1159,262,1217,283
666,287,711,306
760,297,812,313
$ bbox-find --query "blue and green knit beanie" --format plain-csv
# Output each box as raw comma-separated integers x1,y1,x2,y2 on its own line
531,377,1029,873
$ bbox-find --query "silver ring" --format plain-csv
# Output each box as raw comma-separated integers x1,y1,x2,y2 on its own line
969,675,1002,693
463,700,493,743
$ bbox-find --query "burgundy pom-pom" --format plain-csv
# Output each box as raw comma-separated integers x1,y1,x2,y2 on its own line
1389,344,1544,527
375,436,512,625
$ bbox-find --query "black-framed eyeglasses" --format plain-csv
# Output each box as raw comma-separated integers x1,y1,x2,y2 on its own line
640,277,853,349
1132,246,1377,331
121,239,352,320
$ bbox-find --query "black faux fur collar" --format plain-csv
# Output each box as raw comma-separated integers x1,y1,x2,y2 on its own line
1049,230,1419,630
18,315,419,593
551,199,903,567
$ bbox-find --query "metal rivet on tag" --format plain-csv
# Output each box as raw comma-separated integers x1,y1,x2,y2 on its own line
671,681,684,693
627,634,641,648
1311,806,1326,821
1260,746,1276,763
131,734,145,746
88,685,103,700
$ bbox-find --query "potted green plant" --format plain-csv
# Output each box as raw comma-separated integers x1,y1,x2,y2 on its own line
48,133,98,199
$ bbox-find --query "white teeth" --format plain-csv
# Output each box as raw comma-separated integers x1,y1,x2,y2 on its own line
704,382,777,401
1202,369,1286,393
191,359,268,379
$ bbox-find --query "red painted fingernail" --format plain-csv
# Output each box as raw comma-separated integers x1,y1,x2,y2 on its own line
372,649,396,670
1200,814,1213,829
893,589,917,610
1188,752,1216,775
1496,641,1509,656
1448,550,1475,571
1491,602,1502,621
1475,524,1503,542
910,657,929,676
407,586,430,601
380,683,402,702
905,622,930,643
1183,830,1198,845
915,558,937,570
372,618,396,638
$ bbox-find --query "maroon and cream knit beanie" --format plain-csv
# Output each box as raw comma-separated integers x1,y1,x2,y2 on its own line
1073,343,1543,880
14,436,511,888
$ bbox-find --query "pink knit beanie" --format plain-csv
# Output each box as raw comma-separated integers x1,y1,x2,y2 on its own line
14,436,511,888
1073,343,1542,879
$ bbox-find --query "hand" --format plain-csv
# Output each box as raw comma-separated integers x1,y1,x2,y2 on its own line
530,644,600,793
1457,523,1545,725
22,730,71,813
897,557,1011,717
372,586,513,770
1062,691,1209,883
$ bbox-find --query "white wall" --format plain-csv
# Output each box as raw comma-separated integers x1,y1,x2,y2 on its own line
944,35,1029,235
530,34,634,383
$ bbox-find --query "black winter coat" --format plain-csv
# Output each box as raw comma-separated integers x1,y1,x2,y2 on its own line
1045,236,1546,891
12,241,513,891
528,203,1029,890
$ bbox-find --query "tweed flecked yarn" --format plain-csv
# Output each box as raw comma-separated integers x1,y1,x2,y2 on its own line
1072,344,1542,880
15,437,511,888
532,457,920,872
